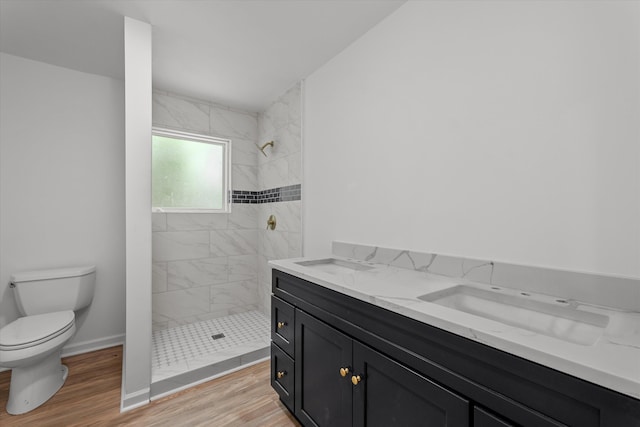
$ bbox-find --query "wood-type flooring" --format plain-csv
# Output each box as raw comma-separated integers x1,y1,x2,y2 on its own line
0,346,299,426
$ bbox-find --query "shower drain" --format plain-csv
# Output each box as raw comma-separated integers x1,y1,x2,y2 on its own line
211,333,226,340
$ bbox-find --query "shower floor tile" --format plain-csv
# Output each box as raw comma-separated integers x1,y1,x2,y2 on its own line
151,310,270,384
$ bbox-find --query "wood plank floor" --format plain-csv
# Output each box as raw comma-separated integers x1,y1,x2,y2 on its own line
0,346,300,426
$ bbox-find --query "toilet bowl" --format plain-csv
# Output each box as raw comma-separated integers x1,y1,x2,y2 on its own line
0,311,76,414
0,265,95,415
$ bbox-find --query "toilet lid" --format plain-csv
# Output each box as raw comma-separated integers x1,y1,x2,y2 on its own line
0,311,74,350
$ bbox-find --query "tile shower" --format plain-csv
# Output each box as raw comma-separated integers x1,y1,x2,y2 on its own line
150,83,302,393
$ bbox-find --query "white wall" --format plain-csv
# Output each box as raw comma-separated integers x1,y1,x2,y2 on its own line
304,0,640,278
0,53,126,348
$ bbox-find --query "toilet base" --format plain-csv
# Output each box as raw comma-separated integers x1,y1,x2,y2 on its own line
6,351,68,415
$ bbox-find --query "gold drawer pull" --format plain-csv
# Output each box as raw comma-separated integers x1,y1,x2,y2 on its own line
339,367,350,377
277,371,286,379
277,321,287,329
351,375,362,385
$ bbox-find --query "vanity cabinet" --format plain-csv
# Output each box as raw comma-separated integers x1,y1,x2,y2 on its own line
294,309,469,426
271,269,640,427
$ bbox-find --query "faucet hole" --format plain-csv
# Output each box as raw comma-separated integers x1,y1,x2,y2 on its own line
491,286,501,290
520,292,531,296
556,299,568,304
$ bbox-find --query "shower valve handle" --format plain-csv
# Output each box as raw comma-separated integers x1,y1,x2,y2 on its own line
266,215,276,230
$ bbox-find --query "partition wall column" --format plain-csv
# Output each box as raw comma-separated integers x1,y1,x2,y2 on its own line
122,16,152,411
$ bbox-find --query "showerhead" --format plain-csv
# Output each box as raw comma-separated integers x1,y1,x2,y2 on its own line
257,140,274,157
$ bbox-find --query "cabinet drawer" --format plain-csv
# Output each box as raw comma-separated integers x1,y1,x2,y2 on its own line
271,343,294,412
272,295,295,357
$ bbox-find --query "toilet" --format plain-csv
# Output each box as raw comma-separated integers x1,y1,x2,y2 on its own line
0,265,96,415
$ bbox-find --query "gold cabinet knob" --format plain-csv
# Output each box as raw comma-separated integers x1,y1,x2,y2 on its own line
351,375,361,385
277,371,286,379
339,367,350,377
277,321,287,329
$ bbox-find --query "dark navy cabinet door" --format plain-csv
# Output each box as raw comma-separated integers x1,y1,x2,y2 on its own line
295,309,353,427
352,341,469,427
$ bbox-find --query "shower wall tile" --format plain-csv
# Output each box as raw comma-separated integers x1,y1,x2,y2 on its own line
232,164,258,191
153,320,169,331
257,203,269,226
232,138,259,166
287,153,301,186
152,213,167,232
270,201,301,232
152,90,260,326
210,280,259,311
259,127,290,162
228,204,258,229
210,107,258,141
208,304,260,320
153,287,210,321
258,156,289,191
152,231,210,262
256,82,303,315
158,311,237,330
284,83,302,124
153,92,210,134
258,255,271,287
166,213,228,231
262,97,288,131
260,230,289,261
279,125,301,159
167,257,228,290
210,230,258,256
152,262,168,294
228,255,258,282
151,83,302,325
258,121,275,152
257,279,271,317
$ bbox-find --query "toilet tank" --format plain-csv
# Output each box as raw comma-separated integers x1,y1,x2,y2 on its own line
10,265,96,316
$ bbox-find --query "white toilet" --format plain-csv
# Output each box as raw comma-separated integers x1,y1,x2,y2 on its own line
0,265,96,415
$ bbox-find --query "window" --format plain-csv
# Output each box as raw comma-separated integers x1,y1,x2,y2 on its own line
152,127,231,213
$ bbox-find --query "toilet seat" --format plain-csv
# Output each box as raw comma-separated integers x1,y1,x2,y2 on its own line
0,311,75,351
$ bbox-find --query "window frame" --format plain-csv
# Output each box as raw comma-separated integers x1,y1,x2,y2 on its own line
151,127,232,214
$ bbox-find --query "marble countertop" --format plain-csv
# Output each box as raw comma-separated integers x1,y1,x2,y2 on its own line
270,256,640,400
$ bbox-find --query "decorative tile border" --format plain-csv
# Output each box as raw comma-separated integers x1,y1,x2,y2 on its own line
231,184,301,204
332,241,640,312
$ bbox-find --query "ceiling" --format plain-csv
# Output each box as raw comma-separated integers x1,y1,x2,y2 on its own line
0,0,405,112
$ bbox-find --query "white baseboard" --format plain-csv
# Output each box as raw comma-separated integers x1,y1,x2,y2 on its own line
62,334,125,358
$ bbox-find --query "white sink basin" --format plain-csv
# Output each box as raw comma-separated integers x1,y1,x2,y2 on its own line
295,258,374,275
418,285,609,346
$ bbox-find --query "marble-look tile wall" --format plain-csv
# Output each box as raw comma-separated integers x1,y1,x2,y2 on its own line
257,83,303,315
333,241,640,312
152,90,260,330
